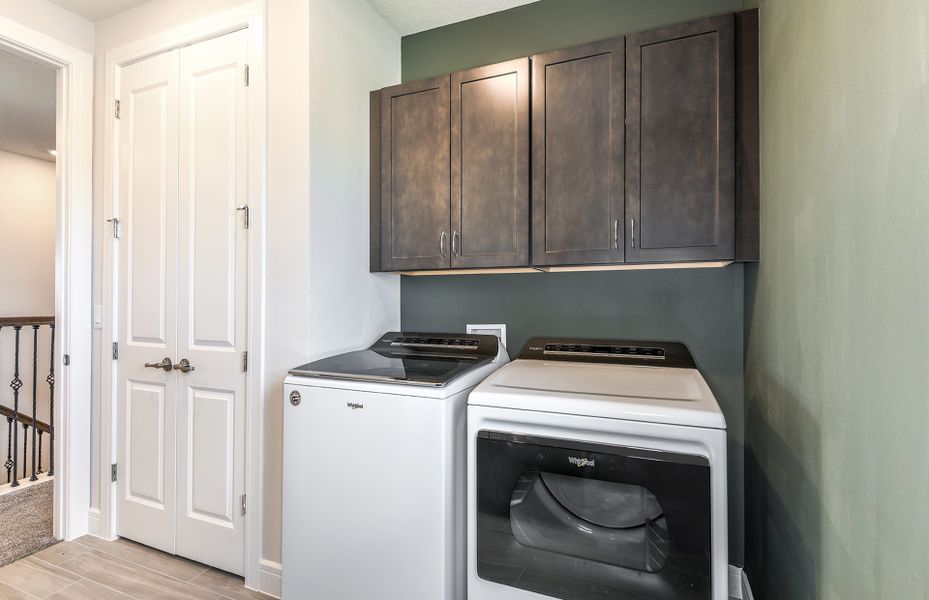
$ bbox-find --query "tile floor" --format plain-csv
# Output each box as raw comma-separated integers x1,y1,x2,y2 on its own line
0,536,272,600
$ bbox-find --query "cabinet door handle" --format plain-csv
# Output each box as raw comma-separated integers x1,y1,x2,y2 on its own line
613,220,619,250
631,219,636,250
452,231,460,257
440,231,449,257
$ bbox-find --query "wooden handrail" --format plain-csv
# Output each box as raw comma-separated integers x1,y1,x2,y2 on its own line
0,405,51,434
0,316,55,327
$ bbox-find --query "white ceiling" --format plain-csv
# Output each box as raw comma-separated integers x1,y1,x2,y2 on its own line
47,0,149,21
0,49,56,162
367,0,540,35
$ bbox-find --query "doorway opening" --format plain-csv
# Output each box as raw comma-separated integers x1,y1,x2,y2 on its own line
0,12,94,557
0,46,58,565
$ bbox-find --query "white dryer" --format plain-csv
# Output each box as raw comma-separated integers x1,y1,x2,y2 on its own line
283,332,508,600
467,338,728,600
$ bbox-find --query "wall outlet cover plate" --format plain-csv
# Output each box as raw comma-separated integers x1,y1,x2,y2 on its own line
466,323,507,350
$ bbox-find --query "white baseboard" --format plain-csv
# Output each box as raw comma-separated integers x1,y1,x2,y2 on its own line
742,569,755,600
86,508,101,537
255,559,281,598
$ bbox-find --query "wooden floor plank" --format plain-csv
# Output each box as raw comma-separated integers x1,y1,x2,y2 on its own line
0,582,35,600
74,536,209,582
56,550,220,600
189,569,273,600
0,556,79,598
46,580,132,600
30,542,89,567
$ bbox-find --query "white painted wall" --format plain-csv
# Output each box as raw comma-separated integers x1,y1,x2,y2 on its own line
0,151,56,316
0,0,93,55
0,151,57,471
89,0,401,578
263,0,401,567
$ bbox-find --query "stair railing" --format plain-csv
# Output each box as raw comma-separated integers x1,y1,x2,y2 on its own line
0,316,55,487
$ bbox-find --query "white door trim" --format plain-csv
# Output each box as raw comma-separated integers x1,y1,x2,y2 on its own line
99,1,268,592
0,15,94,542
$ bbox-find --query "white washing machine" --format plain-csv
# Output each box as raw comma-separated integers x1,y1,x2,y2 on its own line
467,338,728,600
283,332,508,600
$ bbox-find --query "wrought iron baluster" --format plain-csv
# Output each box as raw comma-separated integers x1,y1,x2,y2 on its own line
21,423,28,480
5,416,11,483
47,323,55,477
38,430,44,474
30,325,39,481
10,326,22,487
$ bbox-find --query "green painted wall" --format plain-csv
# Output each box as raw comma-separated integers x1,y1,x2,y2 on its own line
399,0,746,564
402,0,741,82
743,1,929,599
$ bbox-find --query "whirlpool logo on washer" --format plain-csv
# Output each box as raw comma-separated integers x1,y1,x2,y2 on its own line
568,456,595,468
346,402,364,410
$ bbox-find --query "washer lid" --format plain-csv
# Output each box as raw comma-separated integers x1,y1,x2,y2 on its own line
469,359,726,430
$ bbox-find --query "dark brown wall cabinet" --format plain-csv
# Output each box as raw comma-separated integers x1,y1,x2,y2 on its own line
371,10,759,273
452,59,530,268
626,14,736,263
531,39,624,266
373,61,530,272
378,77,451,271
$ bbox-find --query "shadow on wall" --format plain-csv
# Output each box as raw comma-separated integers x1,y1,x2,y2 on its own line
744,371,823,600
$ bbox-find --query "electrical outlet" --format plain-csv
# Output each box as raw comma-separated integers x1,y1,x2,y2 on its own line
466,324,507,350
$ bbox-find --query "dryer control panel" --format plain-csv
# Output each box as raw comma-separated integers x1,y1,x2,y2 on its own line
520,337,696,369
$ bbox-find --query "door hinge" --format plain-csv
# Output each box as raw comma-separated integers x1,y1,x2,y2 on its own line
112,342,119,360
243,351,248,373
111,463,118,482
236,205,249,229
114,99,121,119
106,217,120,239
241,494,247,516
63,354,71,366
244,64,250,87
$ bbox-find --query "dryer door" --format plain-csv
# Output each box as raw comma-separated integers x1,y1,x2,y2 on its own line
476,431,712,600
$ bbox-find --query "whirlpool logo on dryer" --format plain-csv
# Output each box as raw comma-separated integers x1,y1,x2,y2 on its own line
568,456,595,468
346,402,364,410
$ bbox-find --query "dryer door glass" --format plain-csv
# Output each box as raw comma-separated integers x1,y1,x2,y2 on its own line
476,432,712,600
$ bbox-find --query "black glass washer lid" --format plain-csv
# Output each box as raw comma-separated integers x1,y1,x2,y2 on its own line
288,332,500,387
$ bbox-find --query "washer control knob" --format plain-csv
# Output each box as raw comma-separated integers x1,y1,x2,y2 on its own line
289,390,302,407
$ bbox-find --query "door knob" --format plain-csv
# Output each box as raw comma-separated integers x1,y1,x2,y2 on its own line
173,358,196,374
144,357,174,372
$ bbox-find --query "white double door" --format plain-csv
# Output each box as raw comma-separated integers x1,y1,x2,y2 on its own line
115,29,249,576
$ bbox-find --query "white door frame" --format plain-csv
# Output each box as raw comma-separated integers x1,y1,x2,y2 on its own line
0,16,93,542
98,2,269,591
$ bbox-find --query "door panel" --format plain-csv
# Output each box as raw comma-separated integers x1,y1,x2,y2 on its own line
626,15,736,262
186,387,235,523
531,39,624,266
125,381,168,506
175,29,248,576
451,58,529,268
380,77,451,271
116,49,180,555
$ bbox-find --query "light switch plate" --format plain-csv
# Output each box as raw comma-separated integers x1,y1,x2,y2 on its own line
93,305,102,329
466,323,507,350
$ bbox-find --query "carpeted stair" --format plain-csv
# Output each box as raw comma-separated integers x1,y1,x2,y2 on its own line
0,479,57,566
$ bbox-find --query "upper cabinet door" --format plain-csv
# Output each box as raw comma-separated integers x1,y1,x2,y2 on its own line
451,58,530,269
380,76,451,271
626,14,736,263
531,39,625,267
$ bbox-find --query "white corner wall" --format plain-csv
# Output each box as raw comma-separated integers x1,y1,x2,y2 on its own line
0,0,94,54
0,151,57,316
263,0,401,567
